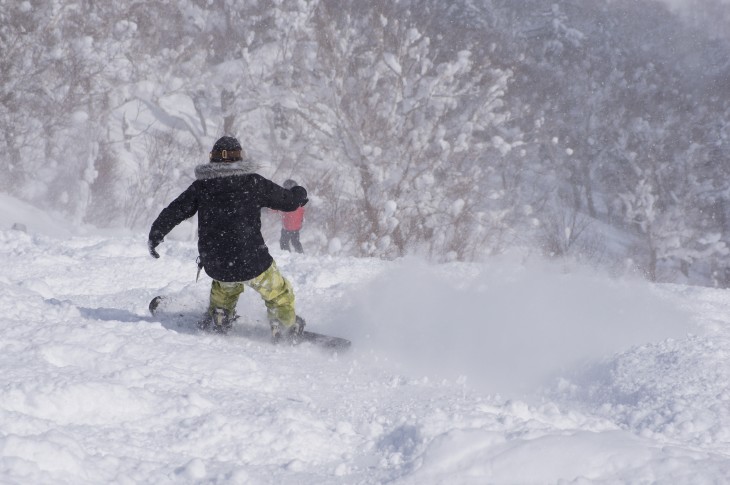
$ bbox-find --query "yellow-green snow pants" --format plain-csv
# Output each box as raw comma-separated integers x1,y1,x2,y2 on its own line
208,261,296,326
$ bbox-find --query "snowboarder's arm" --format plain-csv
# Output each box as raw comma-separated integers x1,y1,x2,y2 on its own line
148,184,199,257
259,176,308,212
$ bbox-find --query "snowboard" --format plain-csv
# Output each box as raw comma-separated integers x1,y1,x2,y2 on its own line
149,296,351,351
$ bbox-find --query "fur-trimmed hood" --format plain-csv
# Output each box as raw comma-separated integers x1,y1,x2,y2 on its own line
194,159,262,180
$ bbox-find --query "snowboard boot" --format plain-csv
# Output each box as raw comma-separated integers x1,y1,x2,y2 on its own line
212,307,234,334
198,308,235,334
270,315,306,344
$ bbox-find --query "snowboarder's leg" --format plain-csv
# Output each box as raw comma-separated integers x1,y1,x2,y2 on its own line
291,230,303,254
245,262,302,340
280,229,291,252
204,280,244,333
209,280,245,314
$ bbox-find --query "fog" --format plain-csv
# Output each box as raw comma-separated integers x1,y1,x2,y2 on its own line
343,258,695,396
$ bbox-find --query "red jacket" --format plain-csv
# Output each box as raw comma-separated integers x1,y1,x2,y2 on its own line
281,206,305,231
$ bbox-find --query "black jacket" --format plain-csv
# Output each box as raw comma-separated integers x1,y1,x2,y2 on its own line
149,160,307,282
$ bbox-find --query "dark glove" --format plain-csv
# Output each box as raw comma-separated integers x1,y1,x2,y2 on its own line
291,186,308,207
148,239,160,259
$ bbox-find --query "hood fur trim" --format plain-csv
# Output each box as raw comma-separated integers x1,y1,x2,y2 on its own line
195,159,261,180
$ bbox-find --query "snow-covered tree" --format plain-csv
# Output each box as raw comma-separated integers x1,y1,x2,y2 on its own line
4,0,730,283
286,1,523,260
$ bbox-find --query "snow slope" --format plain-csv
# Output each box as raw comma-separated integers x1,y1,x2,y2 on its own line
2,219,730,483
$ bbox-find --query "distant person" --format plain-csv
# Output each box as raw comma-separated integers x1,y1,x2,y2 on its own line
148,136,309,342
279,179,305,254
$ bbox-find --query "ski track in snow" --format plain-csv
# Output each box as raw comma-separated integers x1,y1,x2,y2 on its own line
2,229,730,484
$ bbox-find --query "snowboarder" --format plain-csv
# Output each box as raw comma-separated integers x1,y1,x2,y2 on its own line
279,179,305,254
147,136,309,341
